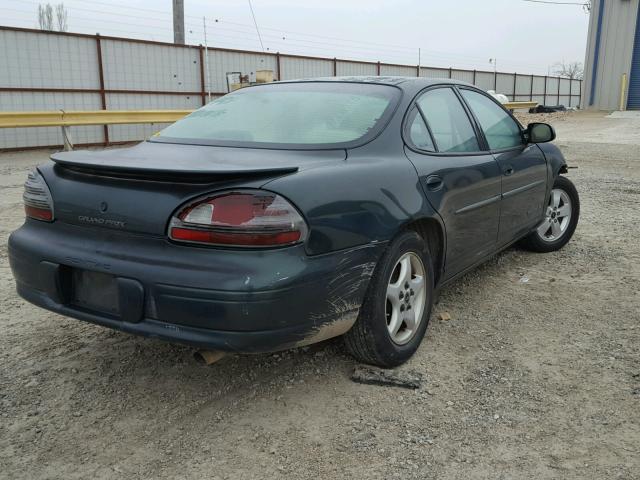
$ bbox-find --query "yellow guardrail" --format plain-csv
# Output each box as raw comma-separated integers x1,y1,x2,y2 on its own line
0,109,193,128
0,102,536,129
1,103,538,151
503,101,538,111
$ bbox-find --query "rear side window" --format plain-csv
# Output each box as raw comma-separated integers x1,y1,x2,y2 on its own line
407,109,435,151
416,88,479,153
461,89,523,150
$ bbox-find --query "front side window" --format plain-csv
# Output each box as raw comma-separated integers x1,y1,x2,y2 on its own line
154,82,400,148
461,89,523,150
416,88,480,153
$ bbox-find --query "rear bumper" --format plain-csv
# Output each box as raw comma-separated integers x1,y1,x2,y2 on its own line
9,220,385,353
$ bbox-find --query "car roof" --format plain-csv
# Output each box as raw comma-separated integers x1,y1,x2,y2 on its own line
273,76,474,92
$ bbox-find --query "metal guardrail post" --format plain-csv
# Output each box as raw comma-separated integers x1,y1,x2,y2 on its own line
61,125,73,151
95,34,109,145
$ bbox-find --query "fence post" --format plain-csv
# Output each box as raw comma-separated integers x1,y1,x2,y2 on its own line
579,79,582,108
377,61,381,76
512,72,517,102
543,75,548,106
494,70,497,91
276,52,281,80
95,34,109,146
568,78,572,107
473,69,476,86
530,74,534,101
333,57,337,76
557,76,561,105
448,67,452,79
416,65,420,77
198,45,206,106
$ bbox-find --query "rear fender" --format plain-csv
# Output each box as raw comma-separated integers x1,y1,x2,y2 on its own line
263,152,441,256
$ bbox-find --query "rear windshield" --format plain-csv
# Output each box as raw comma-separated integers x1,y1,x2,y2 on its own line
152,82,400,148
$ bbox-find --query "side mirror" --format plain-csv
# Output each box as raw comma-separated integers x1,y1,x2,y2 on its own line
527,123,556,143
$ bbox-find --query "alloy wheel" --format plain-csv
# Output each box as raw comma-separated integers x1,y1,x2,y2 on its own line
536,188,572,242
385,252,427,345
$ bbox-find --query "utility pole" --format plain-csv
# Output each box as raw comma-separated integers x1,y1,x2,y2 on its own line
203,17,211,102
173,0,185,44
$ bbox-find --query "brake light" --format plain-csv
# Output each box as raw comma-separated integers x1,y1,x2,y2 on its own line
23,170,54,221
169,190,308,247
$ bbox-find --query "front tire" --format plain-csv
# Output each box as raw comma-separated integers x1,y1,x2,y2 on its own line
521,175,579,253
344,230,434,368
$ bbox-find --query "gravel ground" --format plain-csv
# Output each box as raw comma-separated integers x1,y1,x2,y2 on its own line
0,111,639,479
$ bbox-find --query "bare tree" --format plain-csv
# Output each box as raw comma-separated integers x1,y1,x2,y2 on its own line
55,3,68,32
38,3,68,31
38,4,54,30
553,61,584,80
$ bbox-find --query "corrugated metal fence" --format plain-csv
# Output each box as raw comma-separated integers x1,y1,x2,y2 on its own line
0,26,582,150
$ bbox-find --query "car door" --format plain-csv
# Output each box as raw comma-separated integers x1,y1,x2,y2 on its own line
459,88,548,247
403,86,502,278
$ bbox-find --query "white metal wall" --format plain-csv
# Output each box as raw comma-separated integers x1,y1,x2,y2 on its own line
450,70,474,83
0,27,583,150
419,67,447,79
280,57,333,79
336,61,377,76
475,72,495,91
101,40,200,92
380,64,416,76
0,29,100,89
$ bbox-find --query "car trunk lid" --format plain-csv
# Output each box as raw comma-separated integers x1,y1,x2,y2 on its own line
43,142,345,236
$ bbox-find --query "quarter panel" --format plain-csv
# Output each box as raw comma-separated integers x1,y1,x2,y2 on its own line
263,151,436,255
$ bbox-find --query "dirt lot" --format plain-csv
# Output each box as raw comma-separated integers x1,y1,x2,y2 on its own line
0,111,639,479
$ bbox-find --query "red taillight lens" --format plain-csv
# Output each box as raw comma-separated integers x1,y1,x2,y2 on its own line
169,190,308,247
23,170,54,222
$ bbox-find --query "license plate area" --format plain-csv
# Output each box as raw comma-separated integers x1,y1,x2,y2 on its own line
71,269,120,316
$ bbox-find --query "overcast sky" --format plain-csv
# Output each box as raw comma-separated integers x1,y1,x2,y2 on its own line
2,0,591,75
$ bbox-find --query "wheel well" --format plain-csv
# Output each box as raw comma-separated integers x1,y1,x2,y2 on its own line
406,218,445,287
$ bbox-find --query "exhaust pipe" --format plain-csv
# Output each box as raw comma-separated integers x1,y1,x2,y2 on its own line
193,349,226,365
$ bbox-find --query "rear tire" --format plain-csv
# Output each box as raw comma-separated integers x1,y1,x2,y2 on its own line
344,230,434,368
521,175,579,253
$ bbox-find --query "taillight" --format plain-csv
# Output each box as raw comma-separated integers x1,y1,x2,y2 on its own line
168,190,308,247
23,169,54,221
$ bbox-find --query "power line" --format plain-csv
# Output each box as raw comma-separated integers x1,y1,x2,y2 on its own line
3,0,560,74
522,0,587,5
12,0,557,69
247,0,264,52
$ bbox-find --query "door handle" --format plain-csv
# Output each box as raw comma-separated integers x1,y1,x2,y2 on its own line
503,165,514,176
424,175,443,191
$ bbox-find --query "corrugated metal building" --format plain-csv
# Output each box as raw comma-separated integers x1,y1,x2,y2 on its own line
582,0,640,110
